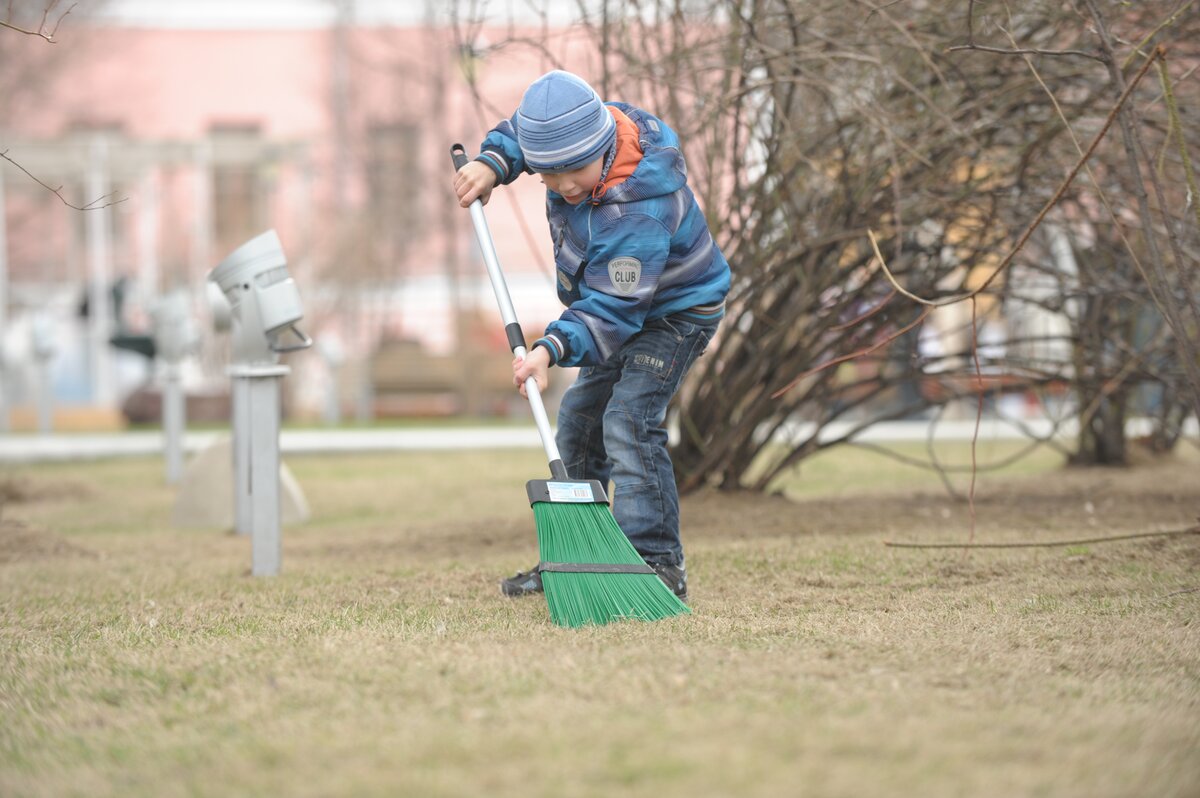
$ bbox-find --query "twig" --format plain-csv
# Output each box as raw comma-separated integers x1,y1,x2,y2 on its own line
864,0,910,22
885,525,1200,549
1122,0,1196,70
0,1,75,42
1088,0,1200,418
947,43,1105,62
770,306,930,398
1157,56,1200,234
866,44,1163,309
830,288,897,332
968,296,981,543
999,22,1179,438
849,434,1053,476
0,150,126,211
1002,22,1161,317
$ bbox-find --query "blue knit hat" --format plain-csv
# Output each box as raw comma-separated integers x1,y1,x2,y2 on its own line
516,70,616,173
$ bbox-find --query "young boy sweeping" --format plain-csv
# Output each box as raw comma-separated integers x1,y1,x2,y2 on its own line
453,70,730,602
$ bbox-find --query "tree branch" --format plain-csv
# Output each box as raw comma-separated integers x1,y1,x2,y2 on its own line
885,525,1200,548
0,1,75,43
866,45,1163,309
947,43,1106,62
0,150,126,211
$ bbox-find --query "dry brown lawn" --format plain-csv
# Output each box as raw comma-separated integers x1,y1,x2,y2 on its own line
1,440,1198,797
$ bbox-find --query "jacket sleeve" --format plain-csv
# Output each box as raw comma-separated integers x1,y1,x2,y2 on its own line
475,116,527,185
536,214,671,368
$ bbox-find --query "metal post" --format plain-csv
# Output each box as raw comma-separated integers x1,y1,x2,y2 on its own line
233,364,289,576
210,230,311,575
232,375,252,536
31,313,55,434
86,135,115,407
162,363,185,484
35,361,52,433
323,365,342,425
0,165,8,433
318,337,344,426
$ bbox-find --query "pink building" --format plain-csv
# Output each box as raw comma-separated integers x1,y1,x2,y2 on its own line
0,3,599,425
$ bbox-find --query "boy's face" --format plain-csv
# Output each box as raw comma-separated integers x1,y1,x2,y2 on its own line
538,157,604,205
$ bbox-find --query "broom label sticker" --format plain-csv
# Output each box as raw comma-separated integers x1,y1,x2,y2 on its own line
608,257,641,296
547,482,596,503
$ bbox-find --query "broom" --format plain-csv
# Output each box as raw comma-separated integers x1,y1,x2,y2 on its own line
451,144,690,628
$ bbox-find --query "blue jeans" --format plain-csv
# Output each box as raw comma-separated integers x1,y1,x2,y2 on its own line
555,313,719,567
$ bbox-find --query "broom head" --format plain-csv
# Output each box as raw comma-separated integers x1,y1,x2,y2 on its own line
527,479,691,628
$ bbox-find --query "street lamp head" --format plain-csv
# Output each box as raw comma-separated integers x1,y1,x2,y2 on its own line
210,230,311,364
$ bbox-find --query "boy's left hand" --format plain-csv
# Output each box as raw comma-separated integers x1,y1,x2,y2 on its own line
512,346,551,398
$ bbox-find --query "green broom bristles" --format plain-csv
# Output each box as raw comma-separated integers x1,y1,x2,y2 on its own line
533,501,691,628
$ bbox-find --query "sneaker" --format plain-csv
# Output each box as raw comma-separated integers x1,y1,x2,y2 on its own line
650,562,689,602
500,564,543,597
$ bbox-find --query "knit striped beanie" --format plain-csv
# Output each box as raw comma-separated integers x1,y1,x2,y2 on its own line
516,71,616,173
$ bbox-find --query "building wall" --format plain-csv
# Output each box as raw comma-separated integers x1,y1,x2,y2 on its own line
1,15,600,419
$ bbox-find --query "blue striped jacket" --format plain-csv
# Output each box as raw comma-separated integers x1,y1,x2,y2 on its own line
476,102,731,367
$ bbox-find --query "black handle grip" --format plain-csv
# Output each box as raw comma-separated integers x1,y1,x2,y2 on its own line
451,143,469,171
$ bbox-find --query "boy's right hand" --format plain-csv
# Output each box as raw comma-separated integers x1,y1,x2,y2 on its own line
453,161,498,207
512,346,551,399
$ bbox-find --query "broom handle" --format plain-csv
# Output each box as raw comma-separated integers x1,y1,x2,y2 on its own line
451,144,569,480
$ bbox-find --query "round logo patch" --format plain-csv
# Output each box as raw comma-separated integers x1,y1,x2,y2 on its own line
608,257,641,296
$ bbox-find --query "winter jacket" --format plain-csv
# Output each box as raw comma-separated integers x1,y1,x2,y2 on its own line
475,101,731,368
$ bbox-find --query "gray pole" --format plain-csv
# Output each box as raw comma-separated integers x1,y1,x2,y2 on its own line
0,165,9,432
86,135,115,407
35,364,53,433
243,367,288,576
162,363,185,484
210,230,311,575
152,290,197,485
323,363,342,425
32,314,55,435
232,375,252,535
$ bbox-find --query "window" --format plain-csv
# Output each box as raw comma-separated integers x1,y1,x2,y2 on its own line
211,123,267,257
366,123,419,263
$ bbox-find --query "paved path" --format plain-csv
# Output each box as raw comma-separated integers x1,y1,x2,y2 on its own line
6,417,1180,464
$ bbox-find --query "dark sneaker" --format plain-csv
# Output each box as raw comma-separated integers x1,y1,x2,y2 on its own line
650,562,688,602
500,564,543,597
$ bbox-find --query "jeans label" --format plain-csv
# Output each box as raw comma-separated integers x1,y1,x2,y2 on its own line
634,353,665,371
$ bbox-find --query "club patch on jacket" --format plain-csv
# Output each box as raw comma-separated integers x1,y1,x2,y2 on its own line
608,257,641,295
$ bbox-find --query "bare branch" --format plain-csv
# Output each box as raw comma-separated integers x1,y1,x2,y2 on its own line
0,150,127,211
0,1,75,43
867,46,1164,308
1122,0,1197,69
770,305,932,398
864,0,911,23
885,525,1200,549
946,42,1106,62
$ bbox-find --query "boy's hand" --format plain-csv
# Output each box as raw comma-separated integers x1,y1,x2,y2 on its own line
512,346,551,399
454,161,497,207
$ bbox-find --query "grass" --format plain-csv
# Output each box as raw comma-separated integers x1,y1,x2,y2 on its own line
1,440,1198,797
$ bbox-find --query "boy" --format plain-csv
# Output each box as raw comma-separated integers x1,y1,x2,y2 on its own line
453,70,730,602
